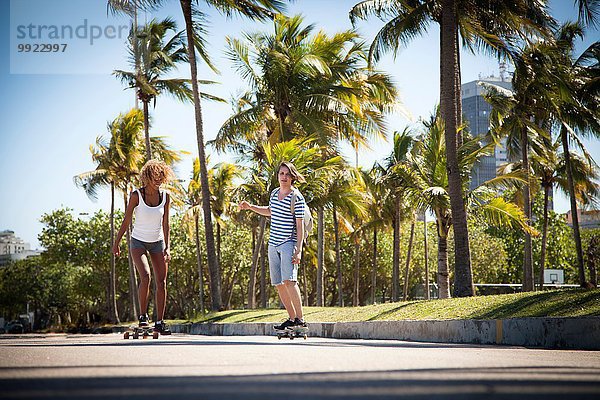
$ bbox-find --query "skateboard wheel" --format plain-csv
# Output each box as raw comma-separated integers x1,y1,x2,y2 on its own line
124,332,129,339
153,332,159,339
133,332,139,339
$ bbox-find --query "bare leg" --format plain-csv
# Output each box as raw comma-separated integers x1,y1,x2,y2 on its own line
284,280,303,319
149,251,168,321
276,283,296,319
131,248,151,315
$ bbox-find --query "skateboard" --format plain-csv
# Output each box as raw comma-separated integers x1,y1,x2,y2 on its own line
275,326,308,340
123,325,160,340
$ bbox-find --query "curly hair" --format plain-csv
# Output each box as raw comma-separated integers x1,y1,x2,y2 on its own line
139,159,175,187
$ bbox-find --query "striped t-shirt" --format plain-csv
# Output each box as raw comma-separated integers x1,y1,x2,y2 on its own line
268,187,306,246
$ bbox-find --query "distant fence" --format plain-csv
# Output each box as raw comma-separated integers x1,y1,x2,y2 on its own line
474,283,580,295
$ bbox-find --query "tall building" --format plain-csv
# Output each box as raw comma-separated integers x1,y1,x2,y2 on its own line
0,230,40,266
461,73,512,189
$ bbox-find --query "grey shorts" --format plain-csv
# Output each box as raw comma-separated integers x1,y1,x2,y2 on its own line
130,237,165,254
268,240,297,286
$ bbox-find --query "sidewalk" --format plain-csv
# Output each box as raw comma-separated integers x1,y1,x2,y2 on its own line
161,317,600,350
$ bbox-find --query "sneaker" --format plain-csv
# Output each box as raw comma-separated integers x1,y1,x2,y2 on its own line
294,318,307,328
273,319,295,331
153,321,171,335
138,314,149,327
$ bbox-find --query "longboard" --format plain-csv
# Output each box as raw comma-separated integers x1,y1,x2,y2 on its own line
123,325,159,340
275,326,309,340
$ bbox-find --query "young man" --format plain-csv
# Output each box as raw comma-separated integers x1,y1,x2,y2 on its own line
239,161,307,329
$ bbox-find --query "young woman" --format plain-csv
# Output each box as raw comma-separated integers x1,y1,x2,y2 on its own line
113,159,174,334
239,161,308,330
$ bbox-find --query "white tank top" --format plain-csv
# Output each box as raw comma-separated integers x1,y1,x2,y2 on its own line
131,189,167,243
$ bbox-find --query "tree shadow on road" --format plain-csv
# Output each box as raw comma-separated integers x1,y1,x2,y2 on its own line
2,366,599,400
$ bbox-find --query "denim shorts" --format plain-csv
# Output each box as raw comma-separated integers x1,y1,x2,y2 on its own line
130,237,165,254
268,240,297,286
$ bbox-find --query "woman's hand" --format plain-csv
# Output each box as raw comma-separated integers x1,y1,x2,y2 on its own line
164,248,171,263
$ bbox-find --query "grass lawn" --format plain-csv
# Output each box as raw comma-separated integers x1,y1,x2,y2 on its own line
179,288,600,324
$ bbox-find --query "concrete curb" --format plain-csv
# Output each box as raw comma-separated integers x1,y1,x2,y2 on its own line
167,317,600,350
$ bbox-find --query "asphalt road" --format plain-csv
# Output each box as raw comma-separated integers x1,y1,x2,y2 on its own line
1,333,599,399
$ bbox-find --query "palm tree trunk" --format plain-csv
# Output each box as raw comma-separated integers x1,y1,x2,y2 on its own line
588,236,598,287
424,213,430,300
133,5,140,110
521,125,534,292
226,266,239,310
333,207,343,307
142,100,152,161
216,222,221,268
354,239,360,306
316,207,325,306
371,226,377,304
195,213,205,314
260,240,267,308
124,191,139,319
248,217,266,309
455,28,463,148
392,194,401,301
403,220,415,301
302,250,308,307
110,182,120,324
539,185,550,290
437,228,451,299
181,0,222,310
441,0,474,297
561,126,586,287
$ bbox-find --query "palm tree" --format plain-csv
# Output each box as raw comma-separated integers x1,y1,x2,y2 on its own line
75,109,147,320
108,0,285,312
552,23,600,287
524,137,598,289
235,174,269,309
390,112,533,298
213,14,398,153
182,157,206,312
485,22,600,288
114,17,193,161
350,0,554,297
325,168,370,306
383,128,414,301
207,162,243,307
208,162,243,267
74,137,120,324
482,54,550,291
359,165,389,304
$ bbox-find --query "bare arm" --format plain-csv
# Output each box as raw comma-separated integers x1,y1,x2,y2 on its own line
162,193,171,262
112,191,139,256
292,217,304,264
239,200,271,217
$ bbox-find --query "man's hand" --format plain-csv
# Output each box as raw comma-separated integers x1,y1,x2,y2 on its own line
112,242,121,257
292,248,302,265
239,201,251,210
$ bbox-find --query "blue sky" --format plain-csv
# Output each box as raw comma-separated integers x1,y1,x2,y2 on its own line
1,0,598,249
